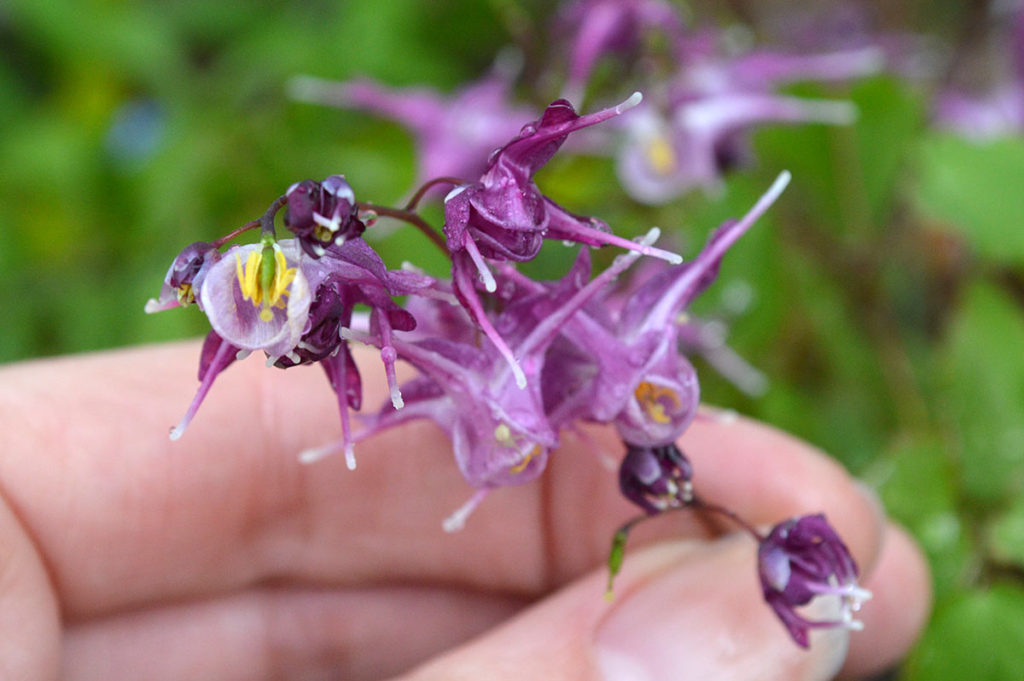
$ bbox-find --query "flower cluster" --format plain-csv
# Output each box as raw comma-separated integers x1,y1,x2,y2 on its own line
290,1,885,204
150,3,877,651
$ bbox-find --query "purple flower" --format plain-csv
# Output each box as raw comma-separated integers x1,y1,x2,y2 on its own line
284,175,366,257
758,514,872,648
618,442,693,514
524,172,790,446
558,0,686,102
307,234,652,529
144,241,221,313
934,5,1024,141
443,93,681,387
288,62,535,187
616,36,876,203
200,238,315,359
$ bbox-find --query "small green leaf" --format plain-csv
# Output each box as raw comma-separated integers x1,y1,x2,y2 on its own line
916,134,1024,264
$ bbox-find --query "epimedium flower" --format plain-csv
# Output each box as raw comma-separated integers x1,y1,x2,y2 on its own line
443,93,682,387
288,57,535,189
934,5,1024,140
557,0,687,103
615,35,878,203
144,241,221,313
511,172,789,449
305,231,656,529
758,514,872,648
201,238,313,359
618,442,694,514
284,175,366,257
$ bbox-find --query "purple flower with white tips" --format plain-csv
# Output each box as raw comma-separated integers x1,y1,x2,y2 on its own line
525,172,790,446
758,514,872,648
307,232,653,529
443,93,681,387
284,175,365,257
619,442,694,514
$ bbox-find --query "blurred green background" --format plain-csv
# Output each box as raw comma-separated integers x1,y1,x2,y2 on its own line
3,0,1024,678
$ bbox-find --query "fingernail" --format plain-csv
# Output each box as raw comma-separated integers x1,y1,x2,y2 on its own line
593,535,849,681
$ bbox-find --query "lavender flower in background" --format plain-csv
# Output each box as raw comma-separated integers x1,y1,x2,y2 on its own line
934,4,1024,140
759,514,872,648
615,36,875,203
442,93,681,387
557,0,687,103
144,241,221,313
288,58,535,189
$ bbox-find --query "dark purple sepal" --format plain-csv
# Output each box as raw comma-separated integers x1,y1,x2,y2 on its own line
618,442,694,514
284,175,366,258
758,514,870,648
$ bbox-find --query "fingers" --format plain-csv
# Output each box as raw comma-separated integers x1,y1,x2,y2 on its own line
0,491,61,680
0,341,884,621
398,533,883,681
62,586,523,681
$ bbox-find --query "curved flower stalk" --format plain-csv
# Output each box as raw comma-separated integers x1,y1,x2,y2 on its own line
759,514,872,648
443,93,682,387
288,58,535,189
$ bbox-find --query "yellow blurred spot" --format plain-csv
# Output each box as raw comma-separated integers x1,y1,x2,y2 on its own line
646,137,677,175
635,381,682,425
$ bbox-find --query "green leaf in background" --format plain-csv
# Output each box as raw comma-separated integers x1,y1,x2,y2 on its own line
871,435,970,598
902,584,1024,681
916,134,1024,264
939,281,1024,504
986,497,1024,571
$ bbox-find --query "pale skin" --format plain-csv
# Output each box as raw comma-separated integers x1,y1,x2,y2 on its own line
0,342,930,680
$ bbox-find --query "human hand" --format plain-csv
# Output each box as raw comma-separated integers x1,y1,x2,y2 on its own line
0,342,929,680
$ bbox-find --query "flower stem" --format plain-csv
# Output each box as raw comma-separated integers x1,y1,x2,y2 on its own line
357,202,448,253
404,176,468,211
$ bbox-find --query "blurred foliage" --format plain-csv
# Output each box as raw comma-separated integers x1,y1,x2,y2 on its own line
3,0,1024,678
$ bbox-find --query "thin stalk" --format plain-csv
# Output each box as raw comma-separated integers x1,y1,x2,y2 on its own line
405,176,468,211
358,202,448,253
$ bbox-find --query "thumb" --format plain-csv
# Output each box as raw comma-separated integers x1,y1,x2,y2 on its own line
395,534,849,681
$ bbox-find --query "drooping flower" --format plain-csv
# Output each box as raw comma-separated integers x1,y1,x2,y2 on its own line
284,175,366,257
443,93,681,386
618,442,694,514
758,514,872,648
514,172,789,448
288,59,535,188
308,232,655,529
144,241,221,313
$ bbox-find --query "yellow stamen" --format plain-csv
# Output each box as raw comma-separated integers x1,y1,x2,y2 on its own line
235,245,298,323
647,136,677,175
634,381,682,425
176,283,194,306
510,445,541,473
495,423,541,474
